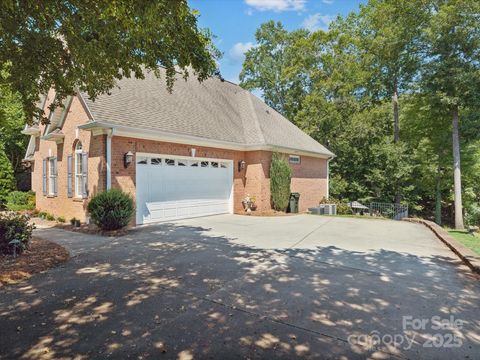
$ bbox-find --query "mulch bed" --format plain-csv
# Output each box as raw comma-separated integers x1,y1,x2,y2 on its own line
0,238,69,286
56,223,129,237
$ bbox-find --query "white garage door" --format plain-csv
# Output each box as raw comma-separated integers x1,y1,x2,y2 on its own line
135,153,233,224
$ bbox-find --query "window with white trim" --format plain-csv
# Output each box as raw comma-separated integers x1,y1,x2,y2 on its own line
75,141,86,197
289,155,301,164
48,157,57,195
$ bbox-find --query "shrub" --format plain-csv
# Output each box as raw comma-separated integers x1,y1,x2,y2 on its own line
46,213,55,221
38,211,48,219
0,213,34,255
57,216,66,223
270,153,292,212
5,191,36,211
0,148,16,206
319,197,353,215
465,203,480,227
87,189,134,230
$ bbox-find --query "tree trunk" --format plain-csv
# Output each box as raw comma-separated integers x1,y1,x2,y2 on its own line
452,105,464,229
392,81,401,204
392,88,400,143
435,171,442,225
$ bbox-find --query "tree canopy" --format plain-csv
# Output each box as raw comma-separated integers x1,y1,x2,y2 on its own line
0,0,218,122
241,0,480,227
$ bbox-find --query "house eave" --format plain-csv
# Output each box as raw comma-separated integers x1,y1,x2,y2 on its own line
41,133,65,144
78,121,334,159
21,126,41,136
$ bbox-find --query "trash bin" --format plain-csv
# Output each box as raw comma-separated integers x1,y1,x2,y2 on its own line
288,192,300,213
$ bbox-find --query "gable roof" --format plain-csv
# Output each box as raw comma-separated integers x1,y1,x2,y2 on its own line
79,68,334,158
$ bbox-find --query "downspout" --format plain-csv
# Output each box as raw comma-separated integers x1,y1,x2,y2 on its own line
326,156,333,199
106,128,115,190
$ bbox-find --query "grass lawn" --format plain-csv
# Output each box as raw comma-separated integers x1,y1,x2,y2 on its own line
448,229,480,255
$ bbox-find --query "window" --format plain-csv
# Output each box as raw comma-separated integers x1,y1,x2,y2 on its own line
220,162,228,168
201,161,209,167
137,157,148,165
48,157,57,195
165,158,175,166
150,158,162,165
177,160,187,166
75,141,86,197
189,161,199,167
211,161,219,168
289,155,301,164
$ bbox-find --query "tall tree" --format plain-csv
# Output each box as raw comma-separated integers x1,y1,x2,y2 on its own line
421,0,480,229
0,0,218,122
240,21,311,124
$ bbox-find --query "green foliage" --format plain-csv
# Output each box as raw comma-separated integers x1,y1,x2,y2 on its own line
45,214,55,221
269,153,292,211
5,191,35,211
56,216,66,223
87,189,134,230
465,203,480,227
241,0,480,226
0,1,219,122
0,65,28,174
0,213,34,255
0,147,16,206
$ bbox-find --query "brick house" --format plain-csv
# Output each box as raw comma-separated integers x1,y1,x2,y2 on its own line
23,69,334,225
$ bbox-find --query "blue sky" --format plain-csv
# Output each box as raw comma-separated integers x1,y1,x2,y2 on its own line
189,0,365,85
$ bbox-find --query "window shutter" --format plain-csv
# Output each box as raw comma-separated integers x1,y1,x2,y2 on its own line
42,159,47,195
53,158,58,196
67,155,73,198
82,152,88,198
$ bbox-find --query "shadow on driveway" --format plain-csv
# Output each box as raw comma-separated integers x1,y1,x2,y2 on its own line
0,222,479,359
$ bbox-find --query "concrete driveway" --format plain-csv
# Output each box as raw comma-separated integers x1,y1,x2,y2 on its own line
1,215,479,359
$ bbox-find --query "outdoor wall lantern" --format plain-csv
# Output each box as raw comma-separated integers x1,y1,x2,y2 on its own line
238,160,246,172
124,151,134,168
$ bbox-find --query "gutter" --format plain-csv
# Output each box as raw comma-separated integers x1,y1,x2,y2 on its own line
78,121,335,160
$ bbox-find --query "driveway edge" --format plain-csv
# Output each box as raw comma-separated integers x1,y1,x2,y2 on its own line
403,218,480,274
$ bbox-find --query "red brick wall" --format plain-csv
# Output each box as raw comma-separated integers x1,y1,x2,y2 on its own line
110,138,328,217
32,93,106,222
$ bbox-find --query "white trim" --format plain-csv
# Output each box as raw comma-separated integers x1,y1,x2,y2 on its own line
326,157,332,199
106,128,114,190
75,141,84,198
77,92,95,120
136,152,234,165
79,122,335,159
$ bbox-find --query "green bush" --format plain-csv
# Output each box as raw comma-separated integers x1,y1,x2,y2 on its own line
57,216,66,223
319,197,354,215
0,213,34,255
0,148,16,206
87,189,134,230
465,203,480,227
5,191,36,211
270,153,292,212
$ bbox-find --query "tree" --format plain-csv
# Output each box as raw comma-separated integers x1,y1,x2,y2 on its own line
240,21,312,124
0,65,28,174
0,0,218,122
0,146,16,206
420,0,480,229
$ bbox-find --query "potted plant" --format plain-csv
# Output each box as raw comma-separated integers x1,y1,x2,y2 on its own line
242,194,257,214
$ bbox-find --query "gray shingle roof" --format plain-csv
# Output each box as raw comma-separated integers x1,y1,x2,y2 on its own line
81,69,333,157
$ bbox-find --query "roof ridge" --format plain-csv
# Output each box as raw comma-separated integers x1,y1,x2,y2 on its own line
245,91,265,145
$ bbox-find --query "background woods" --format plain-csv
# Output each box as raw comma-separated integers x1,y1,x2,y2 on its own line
240,0,480,228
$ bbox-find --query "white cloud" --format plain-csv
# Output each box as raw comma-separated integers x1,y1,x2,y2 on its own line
322,0,334,4
301,13,335,32
245,0,306,12
229,42,255,63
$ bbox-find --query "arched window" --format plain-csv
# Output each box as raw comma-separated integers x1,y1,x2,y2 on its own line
75,141,86,197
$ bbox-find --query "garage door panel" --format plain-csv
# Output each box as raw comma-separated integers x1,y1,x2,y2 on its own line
136,155,233,224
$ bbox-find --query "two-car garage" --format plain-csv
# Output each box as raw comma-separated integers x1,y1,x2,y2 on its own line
135,153,234,224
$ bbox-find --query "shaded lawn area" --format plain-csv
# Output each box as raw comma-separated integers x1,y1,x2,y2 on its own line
448,229,480,255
